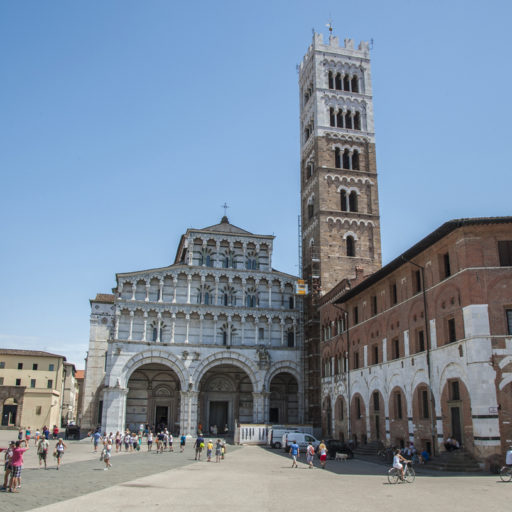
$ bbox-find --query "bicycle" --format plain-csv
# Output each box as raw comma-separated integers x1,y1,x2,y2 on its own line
388,461,415,484
499,465,512,482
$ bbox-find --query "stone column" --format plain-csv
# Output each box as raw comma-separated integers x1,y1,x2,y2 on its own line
186,275,192,304
252,392,265,423
114,311,121,340
227,315,232,346
172,277,177,303
145,282,150,302
128,311,134,341
180,391,199,436
214,277,219,305
118,281,123,298
158,280,164,302
215,241,221,268
185,314,190,343
171,313,176,343
199,314,204,343
241,316,245,345
267,317,272,345
142,311,148,342
268,283,272,308
213,315,218,344
280,320,285,346
131,282,136,301
156,312,162,342
102,386,129,434
293,320,297,348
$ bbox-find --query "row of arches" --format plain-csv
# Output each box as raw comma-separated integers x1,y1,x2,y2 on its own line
329,108,361,130
328,71,360,93
334,147,360,170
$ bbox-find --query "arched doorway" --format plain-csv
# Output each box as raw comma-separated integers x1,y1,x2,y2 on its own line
1,398,17,427
198,364,253,436
268,372,299,424
125,363,181,433
369,390,385,442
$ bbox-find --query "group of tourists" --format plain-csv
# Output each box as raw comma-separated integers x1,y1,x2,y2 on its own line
17,425,60,444
193,434,226,462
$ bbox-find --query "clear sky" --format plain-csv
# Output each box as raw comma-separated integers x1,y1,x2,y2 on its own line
1,0,511,368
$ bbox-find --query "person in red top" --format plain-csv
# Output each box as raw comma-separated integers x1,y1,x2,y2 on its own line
52,425,59,440
10,440,28,493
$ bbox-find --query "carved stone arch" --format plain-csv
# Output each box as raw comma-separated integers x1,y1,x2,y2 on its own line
119,351,189,390
192,351,259,392
438,361,469,391
264,362,301,393
343,230,358,241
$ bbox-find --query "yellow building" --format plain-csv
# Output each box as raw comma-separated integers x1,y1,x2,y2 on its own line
0,349,67,429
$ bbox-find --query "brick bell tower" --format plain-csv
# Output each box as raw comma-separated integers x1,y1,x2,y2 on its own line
299,32,382,425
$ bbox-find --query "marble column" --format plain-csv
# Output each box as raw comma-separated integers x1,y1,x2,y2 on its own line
102,385,129,434
128,311,134,341
142,311,148,342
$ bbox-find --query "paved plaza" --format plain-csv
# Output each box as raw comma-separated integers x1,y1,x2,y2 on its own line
0,430,509,512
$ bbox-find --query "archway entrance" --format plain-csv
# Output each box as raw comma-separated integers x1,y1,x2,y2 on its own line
1,398,17,426
198,364,253,436
125,363,181,433
269,372,299,424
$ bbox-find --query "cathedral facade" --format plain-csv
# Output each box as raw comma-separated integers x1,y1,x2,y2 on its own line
82,218,302,435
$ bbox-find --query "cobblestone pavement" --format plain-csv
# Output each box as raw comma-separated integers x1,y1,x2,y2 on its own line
0,430,509,512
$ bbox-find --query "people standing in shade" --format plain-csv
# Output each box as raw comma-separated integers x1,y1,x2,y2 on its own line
147,431,154,451
306,442,315,469
10,440,28,492
318,440,328,469
54,438,67,470
194,434,204,461
180,433,186,452
92,430,102,452
289,440,300,468
169,432,174,452
37,436,49,469
115,431,121,453
215,439,222,463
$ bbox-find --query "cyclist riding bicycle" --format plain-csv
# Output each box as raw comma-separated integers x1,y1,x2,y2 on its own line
393,448,411,480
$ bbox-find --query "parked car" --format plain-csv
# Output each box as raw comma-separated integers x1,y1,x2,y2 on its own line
269,428,302,449
282,432,321,452
321,439,354,459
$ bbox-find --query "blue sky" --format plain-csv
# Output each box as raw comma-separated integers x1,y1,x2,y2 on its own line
1,0,511,367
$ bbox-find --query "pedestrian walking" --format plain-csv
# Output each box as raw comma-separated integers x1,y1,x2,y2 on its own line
180,433,186,452
9,440,28,492
306,442,315,469
194,434,204,460
169,433,174,452
207,440,213,461
215,439,222,463
101,440,112,470
25,427,31,443
115,431,121,453
147,431,153,451
221,440,226,460
1,441,15,491
54,438,67,470
92,430,102,452
318,440,327,469
37,437,49,469
289,439,300,468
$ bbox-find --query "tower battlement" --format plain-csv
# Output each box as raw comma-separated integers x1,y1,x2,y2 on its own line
299,32,370,73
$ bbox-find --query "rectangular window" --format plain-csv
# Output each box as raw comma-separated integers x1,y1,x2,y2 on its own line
49,364,55,371
354,352,359,369
392,338,400,359
442,253,451,279
395,393,403,419
413,270,422,294
373,391,380,411
353,306,359,325
506,310,512,335
417,329,425,352
258,328,264,341
32,363,38,371
36,406,42,415
15,378,21,386
97,400,103,424
17,363,23,370
371,295,377,316
421,389,429,419
47,380,53,389
30,379,36,388
447,318,456,343
498,241,512,266
451,381,460,401
373,345,379,365
0,362,4,369
390,283,397,306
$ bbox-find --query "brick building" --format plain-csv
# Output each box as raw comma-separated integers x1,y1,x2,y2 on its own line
319,217,512,468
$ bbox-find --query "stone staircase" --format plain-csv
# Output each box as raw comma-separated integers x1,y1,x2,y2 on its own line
425,450,482,472
353,441,383,461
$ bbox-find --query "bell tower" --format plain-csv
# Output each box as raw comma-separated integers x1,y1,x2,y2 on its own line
299,32,382,424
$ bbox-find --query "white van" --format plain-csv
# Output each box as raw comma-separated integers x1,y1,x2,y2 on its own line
269,427,301,449
282,432,320,452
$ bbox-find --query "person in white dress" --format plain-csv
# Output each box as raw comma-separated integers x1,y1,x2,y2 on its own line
393,448,410,480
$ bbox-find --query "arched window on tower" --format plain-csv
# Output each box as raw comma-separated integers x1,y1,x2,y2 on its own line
289,296,294,309
306,162,314,179
329,108,335,127
340,190,347,211
349,191,358,212
328,71,334,89
352,150,360,170
222,331,228,346
351,75,359,93
335,147,341,168
287,330,295,348
336,109,344,128
308,202,314,219
343,74,350,91
345,111,353,130
354,112,361,130
342,149,350,169
152,327,158,342
335,73,342,90
346,236,356,257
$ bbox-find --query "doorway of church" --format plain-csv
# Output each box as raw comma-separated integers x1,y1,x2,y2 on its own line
209,401,228,434
155,406,169,430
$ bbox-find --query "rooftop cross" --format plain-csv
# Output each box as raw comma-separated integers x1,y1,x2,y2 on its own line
221,202,229,216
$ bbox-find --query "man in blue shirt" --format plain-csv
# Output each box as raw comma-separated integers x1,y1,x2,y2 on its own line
92,430,102,452
289,440,300,468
